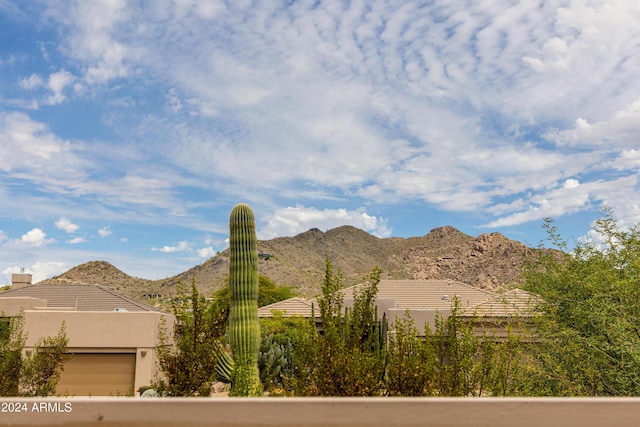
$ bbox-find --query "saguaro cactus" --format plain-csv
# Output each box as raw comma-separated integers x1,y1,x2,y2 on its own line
227,203,263,396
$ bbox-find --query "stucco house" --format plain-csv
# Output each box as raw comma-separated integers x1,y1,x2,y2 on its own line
258,279,538,338
0,273,175,396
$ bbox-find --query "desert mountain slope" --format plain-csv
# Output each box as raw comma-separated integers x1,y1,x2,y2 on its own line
42,225,535,300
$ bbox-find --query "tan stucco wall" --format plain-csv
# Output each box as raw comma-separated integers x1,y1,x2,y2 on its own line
15,310,175,395
20,310,170,348
3,397,640,427
0,297,48,315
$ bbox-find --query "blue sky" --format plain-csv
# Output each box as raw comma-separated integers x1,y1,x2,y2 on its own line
1,1,639,284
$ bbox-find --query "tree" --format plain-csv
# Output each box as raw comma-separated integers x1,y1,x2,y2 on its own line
20,325,70,397
385,312,434,396
210,275,295,328
0,315,25,396
385,300,531,397
155,278,225,396
312,258,386,396
431,298,479,396
0,312,69,397
256,258,386,396
523,208,640,395
259,312,318,396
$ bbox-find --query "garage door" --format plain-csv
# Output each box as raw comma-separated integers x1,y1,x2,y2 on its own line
56,353,136,396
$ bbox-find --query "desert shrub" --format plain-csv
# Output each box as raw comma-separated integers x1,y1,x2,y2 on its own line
0,313,69,397
0,315,25,396
260,312,318,395
19,324,70,397
385,313,435,396
523,209,640,395
155,279,225,396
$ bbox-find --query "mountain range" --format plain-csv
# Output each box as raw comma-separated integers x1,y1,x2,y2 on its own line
42,225,536,301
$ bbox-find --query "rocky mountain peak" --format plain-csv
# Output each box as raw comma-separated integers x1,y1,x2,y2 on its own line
40,225,541,300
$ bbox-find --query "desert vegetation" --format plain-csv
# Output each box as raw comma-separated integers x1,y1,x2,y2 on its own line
0,313,69,397
155,208,640,397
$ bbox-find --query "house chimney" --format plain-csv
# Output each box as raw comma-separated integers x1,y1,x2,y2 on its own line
11,272,32,289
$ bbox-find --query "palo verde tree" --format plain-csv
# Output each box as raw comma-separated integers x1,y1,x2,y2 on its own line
523,207,640,395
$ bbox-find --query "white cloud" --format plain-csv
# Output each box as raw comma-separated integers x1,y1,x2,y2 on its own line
18,228,51,247
98,227,112,237
0,112,185,223
261,206,391,239
47,0,130,85
485,179,593,228
165,88,183,113
197,247,216,258
614,149,640,170
546,99,640,147
0,112,75,167
31,1,640,230
55,217,80,233
115,175,174,206
228,86,272,106
479,130,637,226
66,237,87,244
152,241,191,253
563,179,580,189
0,112,89,194
515,0,640,122
20,73,44,90
45,69,75,105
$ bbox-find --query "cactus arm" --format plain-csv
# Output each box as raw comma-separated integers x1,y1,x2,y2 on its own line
216,349,234,383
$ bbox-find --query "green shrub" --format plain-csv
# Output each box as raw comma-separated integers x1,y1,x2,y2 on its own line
154,279,224,396
523,209,640,395
0,313,69,397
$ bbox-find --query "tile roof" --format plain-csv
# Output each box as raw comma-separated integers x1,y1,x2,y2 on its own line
259,297,316,318
258,279,509,318
342,279,493,311
0,283,163,313
462,288,540,318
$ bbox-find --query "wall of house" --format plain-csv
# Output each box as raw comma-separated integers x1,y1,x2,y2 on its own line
0,297,48,315
19,310,175,395
21,310,169,348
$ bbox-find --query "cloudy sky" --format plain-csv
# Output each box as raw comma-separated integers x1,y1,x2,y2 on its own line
1,0,639,284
